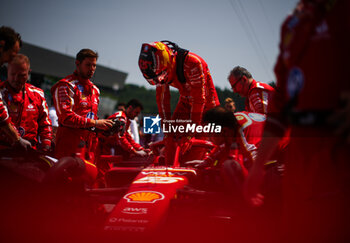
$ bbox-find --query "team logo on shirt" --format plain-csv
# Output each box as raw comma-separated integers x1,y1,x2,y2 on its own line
26,103,35,111
287,67,304,99
78,85,87,99
77,85,84,93
86,112,95,119
236,115,244,121
287,15,299,29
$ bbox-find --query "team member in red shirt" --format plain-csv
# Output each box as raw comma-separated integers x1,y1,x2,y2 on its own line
0,26,30,149
185,107,277,210
187,107,267,172
0,54,51,150
138,41,220,163
228,66,274,114
99,99,150,159
244,1,350,242
51,49,113,162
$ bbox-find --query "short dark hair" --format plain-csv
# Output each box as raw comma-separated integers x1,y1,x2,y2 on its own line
76,49,98,62
203,106,238,128
0,26,22,51
229,66,252,79
117,102,126,107
126,99,143,110
115,102,126,111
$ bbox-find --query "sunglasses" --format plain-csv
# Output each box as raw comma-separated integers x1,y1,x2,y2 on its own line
230,77,243,92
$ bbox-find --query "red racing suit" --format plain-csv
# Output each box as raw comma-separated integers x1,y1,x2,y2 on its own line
265,1,350,241
156,52,219,124
105,111,145,156
156,52,220,164
205,112,266,173
51,72,99,162
0,82,52,148
246,79,275,114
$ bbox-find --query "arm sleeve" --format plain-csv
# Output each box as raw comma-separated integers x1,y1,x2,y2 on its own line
186,58,206,124
0,93,10,125
236,129,258,168
52,82,95,128
156,84,171,121
37,95,53,147
249,89,270,114
118,131,143,152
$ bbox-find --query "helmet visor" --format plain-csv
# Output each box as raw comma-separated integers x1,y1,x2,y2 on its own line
139,44,158,81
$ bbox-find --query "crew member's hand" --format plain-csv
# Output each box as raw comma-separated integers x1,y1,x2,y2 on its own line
143,148,152,155
96,119,114,131
185,160,204,167
16,137,32,150
134,150,148,157
243,162,265,207
185,159,211,169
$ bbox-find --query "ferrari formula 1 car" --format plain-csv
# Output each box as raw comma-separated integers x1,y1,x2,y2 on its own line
0,137,281,242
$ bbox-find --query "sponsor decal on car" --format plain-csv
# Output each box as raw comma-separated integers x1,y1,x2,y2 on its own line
142,167,196,174
109,217,149,224
122,207,148,215
124,191,165,203
133,176,185,184
104,226,146,232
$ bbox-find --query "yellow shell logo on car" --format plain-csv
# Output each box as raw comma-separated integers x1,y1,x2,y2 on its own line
124,191,165,203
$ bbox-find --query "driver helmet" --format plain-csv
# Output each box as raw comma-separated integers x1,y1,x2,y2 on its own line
138,41,175,85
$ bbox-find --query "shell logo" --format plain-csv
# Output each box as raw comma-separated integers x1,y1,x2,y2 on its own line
124,191,165,203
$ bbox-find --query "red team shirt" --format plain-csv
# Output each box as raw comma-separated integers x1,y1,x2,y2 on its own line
108,111,144,153
52,72,99,128
265,1,350,241
205,112,266,172
246,79,275,114
0,82,52,148
51,72,100,161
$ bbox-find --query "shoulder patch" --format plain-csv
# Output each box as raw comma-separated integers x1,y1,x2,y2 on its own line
27,85,45,98
248,113,266,122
